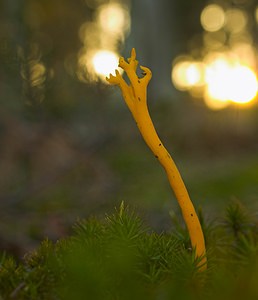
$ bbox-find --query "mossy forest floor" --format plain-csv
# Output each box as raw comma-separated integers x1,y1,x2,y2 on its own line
1,201,258,300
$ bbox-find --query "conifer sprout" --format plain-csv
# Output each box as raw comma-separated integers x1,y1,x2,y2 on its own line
106,48,207,271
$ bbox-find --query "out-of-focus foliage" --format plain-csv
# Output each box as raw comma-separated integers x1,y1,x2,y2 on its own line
0,0,128,256
1,202,258,299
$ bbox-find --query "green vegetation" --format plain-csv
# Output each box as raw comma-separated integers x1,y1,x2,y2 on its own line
1,201,258,299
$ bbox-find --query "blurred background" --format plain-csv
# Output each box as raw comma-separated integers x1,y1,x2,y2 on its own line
0,0,257,257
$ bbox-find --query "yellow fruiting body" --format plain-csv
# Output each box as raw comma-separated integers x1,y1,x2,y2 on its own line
106,48,207,270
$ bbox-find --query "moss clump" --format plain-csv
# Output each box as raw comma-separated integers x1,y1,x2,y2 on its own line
1,201,258,299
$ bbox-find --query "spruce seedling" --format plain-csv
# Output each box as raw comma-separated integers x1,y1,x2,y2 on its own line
106,48,206,270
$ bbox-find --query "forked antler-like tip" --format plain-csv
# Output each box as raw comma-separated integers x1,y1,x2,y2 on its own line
131,48,136,59
106,70,121,85
140,66,152,79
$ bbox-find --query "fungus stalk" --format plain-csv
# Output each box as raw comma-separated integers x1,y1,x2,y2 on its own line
106,48,206,270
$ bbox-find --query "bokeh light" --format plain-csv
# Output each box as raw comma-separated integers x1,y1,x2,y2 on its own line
200,4,225,32
228,66,257,104
231,43,257,68
172,1,258,110
30,62,46,87
229,31,253,47
78,22,100,48
21,60,46,87
203,31,227,50
224,8,247,33
172,59,205,91
96,3,130,36
204,54,232,102
172,51,257,110
204,92,230,110
92,50,120,78
205,53,257,104
77,2,130,82
78,48,122,83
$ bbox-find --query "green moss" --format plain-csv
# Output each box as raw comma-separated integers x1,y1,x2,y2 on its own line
1,202,258,299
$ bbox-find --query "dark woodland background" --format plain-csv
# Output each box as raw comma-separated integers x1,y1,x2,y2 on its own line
0,0,258,257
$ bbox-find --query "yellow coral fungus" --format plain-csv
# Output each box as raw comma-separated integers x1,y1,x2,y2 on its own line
106,48,207,271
